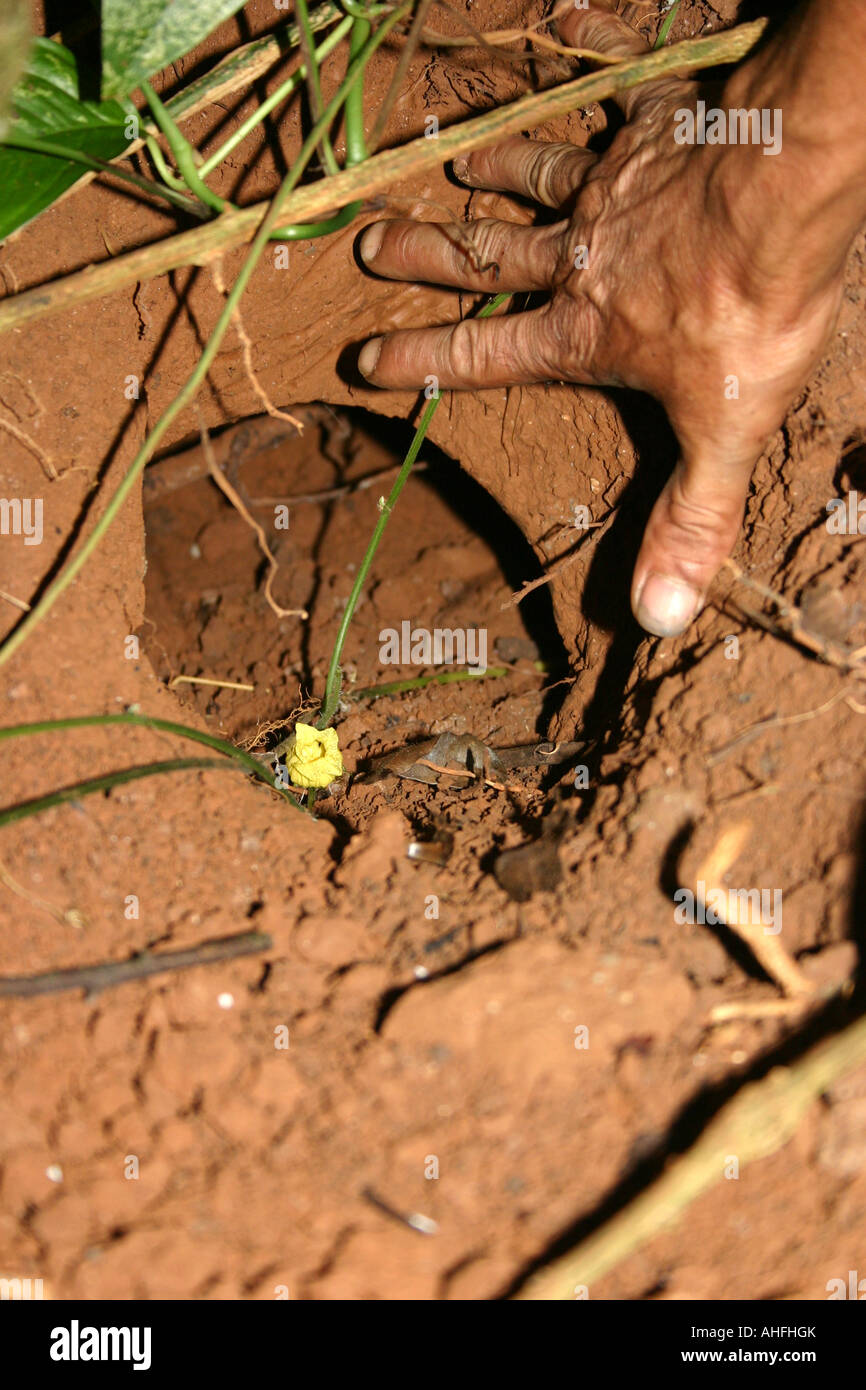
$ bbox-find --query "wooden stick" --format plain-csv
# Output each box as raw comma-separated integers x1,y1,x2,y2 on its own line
513,1010,866,1299
0,930,271,999
0,21,767,337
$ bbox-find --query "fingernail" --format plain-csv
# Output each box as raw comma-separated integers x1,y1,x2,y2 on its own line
452,156,470,182
635,573,701,637
358,337,383,378
359,222,385,263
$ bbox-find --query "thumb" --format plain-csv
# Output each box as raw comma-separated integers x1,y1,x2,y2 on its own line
630,452,754,637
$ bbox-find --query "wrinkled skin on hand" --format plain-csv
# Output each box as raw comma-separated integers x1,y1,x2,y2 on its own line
358,1,853,636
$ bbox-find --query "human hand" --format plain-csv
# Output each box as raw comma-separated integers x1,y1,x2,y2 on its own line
357,1,861,636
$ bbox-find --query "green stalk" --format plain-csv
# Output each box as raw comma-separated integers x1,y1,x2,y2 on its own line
271,6,371,241
142,79,226,214
340,1,392,16
0,712,308,810
1,131,206,216
344,6,371,165
0,0,414,676
143,11,377,241
296,0,341,177
655,0,683,48
349,666,510,702
317,394,437,728
144,131,192,191
0,759,228,829
317,290,512,729
197,16,353,177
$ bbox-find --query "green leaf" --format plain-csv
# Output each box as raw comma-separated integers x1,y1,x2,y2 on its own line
102,0,251,98
0,38,134,241
0,0,31,142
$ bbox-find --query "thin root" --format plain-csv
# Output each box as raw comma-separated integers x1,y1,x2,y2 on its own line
723,557,866,675
0,414,57,480
197,412,308,622
707,685,865,767
211,261,304,432
0,858,86,930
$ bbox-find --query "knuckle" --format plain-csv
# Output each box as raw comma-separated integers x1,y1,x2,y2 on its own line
526,146,558,205
668,476,743,550
446,321,485,380
546,299,599,380
463,219,502,271
464,146,496,184
388,220,420,265
630,77,684,123
524,144,580,206
576,175,607,224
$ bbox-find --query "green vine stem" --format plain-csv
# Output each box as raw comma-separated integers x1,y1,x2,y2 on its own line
348,666,511,702
142,79,226,214
295,0,341,177
0,0,414,675
0,758,227,829
344,5,371,165
340,0,392,17
0,712,308,811
143,9,375,241
0,19,768,335
196,16,353,178
655,0,683,49
271,5,371,241
317,290,511,729
144,131,191,191
1,131,206,216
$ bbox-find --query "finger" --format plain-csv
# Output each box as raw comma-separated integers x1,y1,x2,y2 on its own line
558,1,680,120
359,217,563,293
453,136,596,208
358,302,592,391
630,452,753,637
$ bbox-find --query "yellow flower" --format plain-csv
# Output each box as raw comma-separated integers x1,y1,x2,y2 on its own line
284,722,343,789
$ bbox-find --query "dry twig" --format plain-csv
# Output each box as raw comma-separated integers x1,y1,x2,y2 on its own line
0,21,768,336
0,930,271,999
722,558,866,675
513,1011,866,1299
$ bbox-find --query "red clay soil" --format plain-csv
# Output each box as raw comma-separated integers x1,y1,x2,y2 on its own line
0,0,864,1299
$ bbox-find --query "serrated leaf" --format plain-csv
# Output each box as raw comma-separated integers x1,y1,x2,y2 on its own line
102,0,250,98
0,38,135,241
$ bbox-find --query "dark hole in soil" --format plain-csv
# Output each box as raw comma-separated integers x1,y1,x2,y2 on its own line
361,410,566,675
142,405,568,741
836,439,866,494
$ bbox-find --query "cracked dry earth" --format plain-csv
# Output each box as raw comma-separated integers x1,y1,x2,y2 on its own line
1,0,865,1300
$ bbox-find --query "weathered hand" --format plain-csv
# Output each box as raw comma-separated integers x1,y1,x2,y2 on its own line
357,1,858,636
